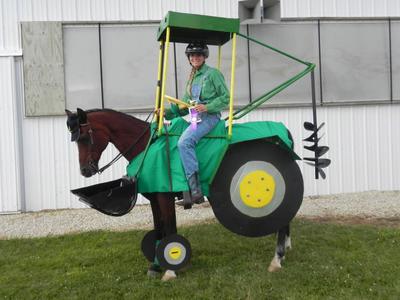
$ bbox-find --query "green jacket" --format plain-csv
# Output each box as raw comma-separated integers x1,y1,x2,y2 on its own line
165,63,229,120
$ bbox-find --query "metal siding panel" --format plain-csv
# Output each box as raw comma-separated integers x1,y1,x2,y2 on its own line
175,0,190,14
17,0,32,21
89,0,106,20
20,102,400,211
0,0,20,53
0,57,20,212
309,0,322,17
75,0,92,20
361,0,375,17
1,0,239,52
23,118,42,211
47,0,63,20
281,0,400,18
203,0,218,16
33,0,49,20
105,0,121,20
352,106,368,191
388,0,400,16
348,0,362,17
378,105,393,190
5,0,400,212
390,105,400,188
336,0,350,17
231,104,400,197
297,0,311,18
60,0,77,21
336,107,353,192
119,0,135,20
325,106,342,193
374,0,388,17
365,105,380,190
132,0,149,20
147,0,163,20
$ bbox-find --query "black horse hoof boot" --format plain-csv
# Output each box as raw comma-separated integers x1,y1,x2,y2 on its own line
188,172,205,204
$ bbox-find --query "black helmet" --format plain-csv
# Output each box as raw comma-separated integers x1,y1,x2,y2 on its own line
185,43,209,58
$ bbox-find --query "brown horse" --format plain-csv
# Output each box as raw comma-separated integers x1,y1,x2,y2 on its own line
66,108,291,280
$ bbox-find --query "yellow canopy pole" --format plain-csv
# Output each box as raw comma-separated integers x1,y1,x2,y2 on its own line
217,45,222,70
157,27,170,133
228,33,237,138
154,41,164,112
165,95,191,109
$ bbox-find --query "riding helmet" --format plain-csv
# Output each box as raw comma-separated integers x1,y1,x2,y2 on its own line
185,43,209,58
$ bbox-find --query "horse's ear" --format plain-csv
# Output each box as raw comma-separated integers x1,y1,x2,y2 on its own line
77,108,87,124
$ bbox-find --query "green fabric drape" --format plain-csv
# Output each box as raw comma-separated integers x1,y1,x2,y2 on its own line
126,117,295,195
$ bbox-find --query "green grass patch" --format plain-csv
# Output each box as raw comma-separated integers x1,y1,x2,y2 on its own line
0,219,399,299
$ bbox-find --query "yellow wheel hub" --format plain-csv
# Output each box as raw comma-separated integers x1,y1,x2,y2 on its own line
168,246,182,260
239,170,275,208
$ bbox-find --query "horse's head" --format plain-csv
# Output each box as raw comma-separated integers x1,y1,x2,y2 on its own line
66,108,110,177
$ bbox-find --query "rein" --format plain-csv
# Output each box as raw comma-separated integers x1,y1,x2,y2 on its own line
85,111,155,174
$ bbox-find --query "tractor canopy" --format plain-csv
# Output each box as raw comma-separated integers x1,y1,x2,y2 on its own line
157,11,240,45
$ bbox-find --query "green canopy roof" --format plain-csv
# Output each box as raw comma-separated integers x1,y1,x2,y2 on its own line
157,11,240,45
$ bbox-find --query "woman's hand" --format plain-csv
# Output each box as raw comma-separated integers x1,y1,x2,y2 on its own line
154,108,164,116
195,104,208,112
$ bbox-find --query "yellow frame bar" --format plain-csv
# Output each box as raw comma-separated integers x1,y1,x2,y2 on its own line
227,33,237,138
154,41,164,111
157,27,171,133
217,46,222,70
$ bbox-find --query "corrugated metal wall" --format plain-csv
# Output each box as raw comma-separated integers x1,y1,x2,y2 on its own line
235,104,400,196
0,57,21,213
0,0,238,53
1,0,400,212
0,0,239,212
281,0,400,19
19,103,400,211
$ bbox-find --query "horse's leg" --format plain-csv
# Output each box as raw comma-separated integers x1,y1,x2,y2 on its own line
268,224,291,272
285,223,291,250
144,193,164,277
155,193,179,281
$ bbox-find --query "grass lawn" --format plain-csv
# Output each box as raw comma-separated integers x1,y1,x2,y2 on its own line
0,219,399,299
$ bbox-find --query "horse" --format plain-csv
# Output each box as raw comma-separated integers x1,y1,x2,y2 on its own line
66,108,292,281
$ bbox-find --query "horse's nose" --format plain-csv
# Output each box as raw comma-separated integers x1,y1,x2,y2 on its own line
80,166,93,177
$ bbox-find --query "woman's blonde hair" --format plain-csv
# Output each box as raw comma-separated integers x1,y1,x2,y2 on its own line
186,66,197,98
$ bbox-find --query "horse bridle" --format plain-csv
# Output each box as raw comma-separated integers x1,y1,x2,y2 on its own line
75,111,154,175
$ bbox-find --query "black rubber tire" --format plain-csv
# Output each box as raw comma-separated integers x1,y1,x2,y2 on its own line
141,230,157,262
156,234,191,271
209,140,303,237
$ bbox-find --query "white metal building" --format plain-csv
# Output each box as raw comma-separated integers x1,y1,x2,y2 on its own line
1,0,399,213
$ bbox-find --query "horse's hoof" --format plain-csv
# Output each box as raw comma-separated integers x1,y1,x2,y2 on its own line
147,270,160,278
161,270,177,281
147,264,162,278
268,263,282,272
268,257,282,273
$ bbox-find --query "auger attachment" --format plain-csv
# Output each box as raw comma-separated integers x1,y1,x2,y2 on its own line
303,121,331,179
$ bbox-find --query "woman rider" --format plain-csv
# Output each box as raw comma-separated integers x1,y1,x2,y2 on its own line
164,42,229,204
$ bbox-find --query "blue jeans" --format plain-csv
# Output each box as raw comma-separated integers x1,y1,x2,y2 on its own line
178,113,221,178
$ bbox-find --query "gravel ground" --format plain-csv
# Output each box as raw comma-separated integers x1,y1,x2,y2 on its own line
0,191,399,239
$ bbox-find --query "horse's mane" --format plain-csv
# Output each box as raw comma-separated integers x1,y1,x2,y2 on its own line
85,108,148,124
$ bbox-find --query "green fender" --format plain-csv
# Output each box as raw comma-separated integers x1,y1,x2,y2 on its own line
228,121,299,159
